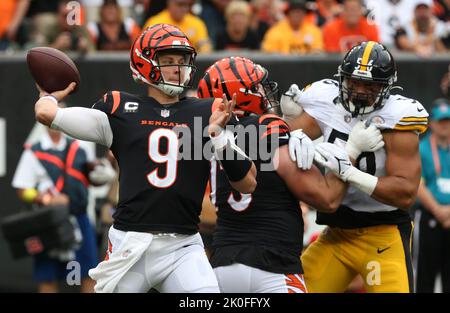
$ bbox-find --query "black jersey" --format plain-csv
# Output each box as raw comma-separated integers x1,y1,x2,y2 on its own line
210,114,304,274
92,91,218,234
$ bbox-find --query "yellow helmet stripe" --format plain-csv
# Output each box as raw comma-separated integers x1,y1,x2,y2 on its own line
360,41,376,71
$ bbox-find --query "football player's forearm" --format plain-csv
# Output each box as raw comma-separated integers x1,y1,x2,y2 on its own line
282,164,345,213
306,172,347,213
51,107,113,147
371,176,418,211
322,172,348,211
211,130,257,194
229,163,257,194
275,146,341,211
372,131,421,211
35,98,58,126
287,112,322,140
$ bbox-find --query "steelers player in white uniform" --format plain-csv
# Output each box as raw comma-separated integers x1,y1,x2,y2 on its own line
283,41,429,293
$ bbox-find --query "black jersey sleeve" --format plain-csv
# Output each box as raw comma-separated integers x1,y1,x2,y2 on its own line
91,91,121,115
245,114,290,168
258,114,290,146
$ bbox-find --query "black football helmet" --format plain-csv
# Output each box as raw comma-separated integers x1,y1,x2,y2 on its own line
337,41,397,117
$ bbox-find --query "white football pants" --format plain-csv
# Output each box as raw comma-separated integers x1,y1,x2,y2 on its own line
214,263,307,293
92,226,220,293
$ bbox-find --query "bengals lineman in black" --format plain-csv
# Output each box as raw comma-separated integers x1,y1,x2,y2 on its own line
197,56,348,293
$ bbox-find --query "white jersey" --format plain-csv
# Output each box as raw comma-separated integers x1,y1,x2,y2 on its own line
298,79,428,227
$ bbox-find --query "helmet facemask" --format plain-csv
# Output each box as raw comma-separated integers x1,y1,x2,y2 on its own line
259,76,281,115
339,74,392,118
151,49,197,96
239,67,280,116
131,44,197,97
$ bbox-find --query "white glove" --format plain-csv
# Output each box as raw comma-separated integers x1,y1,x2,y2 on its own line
288,129,315,170
89,159,116,185
314,142,353,181
280,84,303,121
315,143,379,195
345,121,384,160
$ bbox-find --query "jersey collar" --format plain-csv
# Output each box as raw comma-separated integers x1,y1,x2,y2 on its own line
40,131,67,151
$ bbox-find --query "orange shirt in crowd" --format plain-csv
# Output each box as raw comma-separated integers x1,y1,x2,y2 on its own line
0,0,17,38
322,16,379,53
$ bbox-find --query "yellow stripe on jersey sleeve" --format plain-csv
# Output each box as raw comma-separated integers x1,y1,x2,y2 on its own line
399,117,429,123
393,123,428,134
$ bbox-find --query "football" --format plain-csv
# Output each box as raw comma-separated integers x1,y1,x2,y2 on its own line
27,47,80,94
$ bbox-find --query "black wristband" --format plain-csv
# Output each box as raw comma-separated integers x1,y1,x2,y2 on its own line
215,142,252,182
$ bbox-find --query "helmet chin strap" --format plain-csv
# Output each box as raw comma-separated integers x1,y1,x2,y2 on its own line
153,68,188,96
348,100,375,117
184,66,192,85
153,83,184,96
346,92,382,117
390,85,403,92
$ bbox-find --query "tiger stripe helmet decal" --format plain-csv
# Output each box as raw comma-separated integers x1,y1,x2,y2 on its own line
129,24,197,96
197,56,280,115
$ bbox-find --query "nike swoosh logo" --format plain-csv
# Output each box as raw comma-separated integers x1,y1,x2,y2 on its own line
377,247,391,254
279,135,289,139
417,107,424,112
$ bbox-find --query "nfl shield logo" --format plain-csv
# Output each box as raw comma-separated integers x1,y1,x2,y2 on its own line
161,109,170,118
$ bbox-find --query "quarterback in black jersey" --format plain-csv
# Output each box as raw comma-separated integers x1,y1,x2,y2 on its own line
34,24,256,293
197,56,351,293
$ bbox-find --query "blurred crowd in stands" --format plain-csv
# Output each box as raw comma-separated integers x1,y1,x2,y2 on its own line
0,0,449,57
